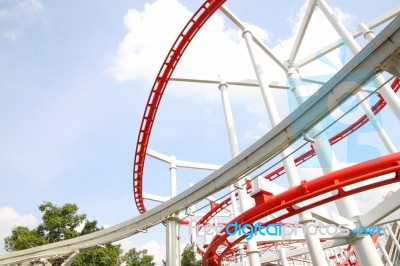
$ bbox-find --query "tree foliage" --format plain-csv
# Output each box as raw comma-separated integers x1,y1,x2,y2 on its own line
4,202,124,266
181,243,201,266
72,244,122,266
121,248,155,266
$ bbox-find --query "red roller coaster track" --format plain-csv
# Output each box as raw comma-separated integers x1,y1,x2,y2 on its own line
133,0,226,213
203,152,400,265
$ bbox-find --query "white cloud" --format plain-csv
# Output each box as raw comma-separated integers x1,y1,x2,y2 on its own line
114,238,166,266
18,0,45,15
108,0,192,82
0,0,44,21
0,206,38,253
139,240,166,266
108,0,355,116
0,0,45,40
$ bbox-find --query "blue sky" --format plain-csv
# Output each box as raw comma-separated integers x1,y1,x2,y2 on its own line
1,0,400,264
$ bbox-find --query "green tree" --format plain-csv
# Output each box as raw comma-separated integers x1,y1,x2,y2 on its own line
4,201,122,266
72,244,122,266
4,226,47,251
122,248,155,266
181,243,201,266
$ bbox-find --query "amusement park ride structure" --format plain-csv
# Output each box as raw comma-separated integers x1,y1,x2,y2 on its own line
2,0,400,265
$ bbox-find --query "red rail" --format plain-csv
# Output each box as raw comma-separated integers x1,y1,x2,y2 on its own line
203,152,400,265
133,0,226,213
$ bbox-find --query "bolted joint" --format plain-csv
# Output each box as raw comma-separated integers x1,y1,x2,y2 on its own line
242,29,252,38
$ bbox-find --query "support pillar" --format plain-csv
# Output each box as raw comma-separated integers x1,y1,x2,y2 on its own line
279,248,290,266
218,79,261,265
165,157,180,266
166,216,181,266
242,29,328,266
287,63,383,266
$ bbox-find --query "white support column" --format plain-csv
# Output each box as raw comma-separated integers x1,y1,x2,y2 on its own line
287,66,384,266
166,157,180,266
242,28,328,266
317,0,400,121
218,79,261,266
279,248,290,266
166,216,181,266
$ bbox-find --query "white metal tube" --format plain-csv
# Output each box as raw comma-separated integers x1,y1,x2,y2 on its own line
317,0,400,121
359,22,400,121
377,240,393,266
279,248,290,266
166,158,179,266
166,217,180,266
289,0,317,64
219,80,240,158
243,29,328,266
218,79,260,265
355,92,397,153
219,80,241,262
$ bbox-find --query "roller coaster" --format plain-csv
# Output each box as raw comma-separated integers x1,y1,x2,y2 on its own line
2,0,400,265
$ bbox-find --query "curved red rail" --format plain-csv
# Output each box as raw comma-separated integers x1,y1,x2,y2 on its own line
133,0,226,213
203,152,400,265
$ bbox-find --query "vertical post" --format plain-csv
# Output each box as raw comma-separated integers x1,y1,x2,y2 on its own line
166,157,180,266
242,29,328,266
166,216,181,266
279,247,290,266
287,66,383,266
218,78,261,266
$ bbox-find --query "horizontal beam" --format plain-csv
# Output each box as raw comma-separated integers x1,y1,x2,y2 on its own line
170,77,289,89
147,148,220,170
1,14,400,266
143,193,170,203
